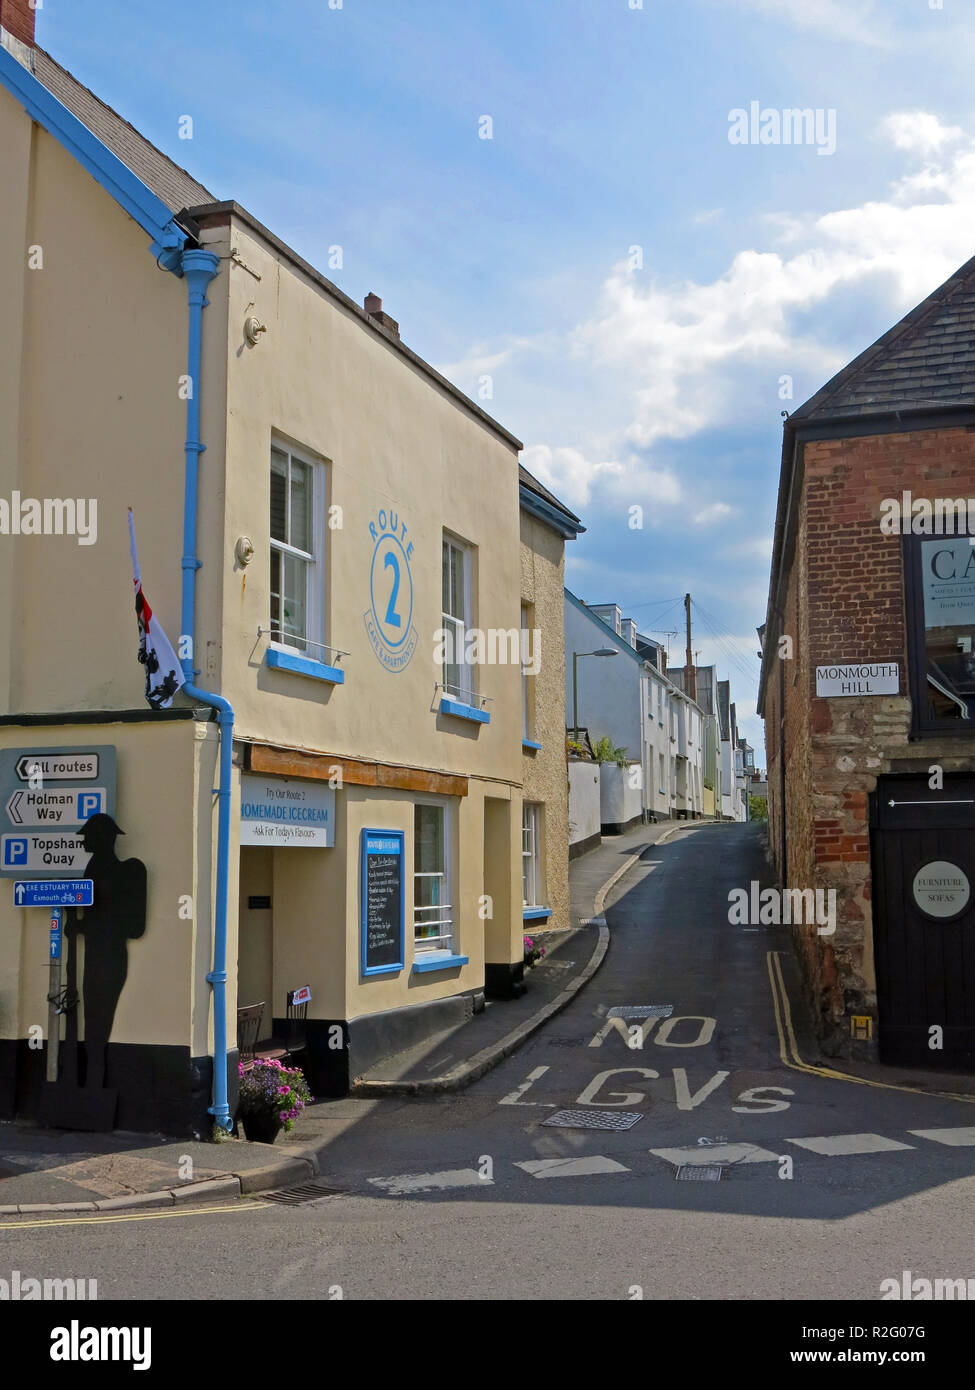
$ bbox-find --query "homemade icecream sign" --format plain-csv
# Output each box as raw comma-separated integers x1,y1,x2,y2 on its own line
912,860,971,920
361,829,404,976
815,663,899,698
0,746,117,879
363,508,418,673
240,774,334,847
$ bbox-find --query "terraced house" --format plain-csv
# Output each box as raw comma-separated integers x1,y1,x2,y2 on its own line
0,4,577,1134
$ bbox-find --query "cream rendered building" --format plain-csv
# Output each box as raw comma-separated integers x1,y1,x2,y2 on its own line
0,9,580,1134
519,469,584,946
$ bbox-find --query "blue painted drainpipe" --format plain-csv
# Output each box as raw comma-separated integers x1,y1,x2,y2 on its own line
177,247,234,1134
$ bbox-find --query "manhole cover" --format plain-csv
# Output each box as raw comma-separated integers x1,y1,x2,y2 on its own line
261,1180,343,1206
676,1165,723,1181
607,1005,673,1020
542,1108,643,1131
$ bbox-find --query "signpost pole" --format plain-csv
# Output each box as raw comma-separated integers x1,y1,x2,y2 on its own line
46,908,62,1083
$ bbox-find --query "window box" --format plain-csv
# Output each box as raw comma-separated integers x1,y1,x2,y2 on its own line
522,738,542,751
523,906,552,921
265,647,345,684
412,951,469,973
439,696,490,724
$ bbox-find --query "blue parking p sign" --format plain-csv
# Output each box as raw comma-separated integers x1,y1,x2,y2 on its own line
3,838,27,867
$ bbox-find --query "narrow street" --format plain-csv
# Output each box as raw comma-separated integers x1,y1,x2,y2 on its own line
3,822,973,1301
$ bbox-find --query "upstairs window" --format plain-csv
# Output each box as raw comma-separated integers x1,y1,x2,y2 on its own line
442,535,474,701
522,603,534,738
270,444,323,655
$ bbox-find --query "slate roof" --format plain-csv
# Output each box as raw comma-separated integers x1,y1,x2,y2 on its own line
792,252,975,422
518,465,583,530
34,47,213,211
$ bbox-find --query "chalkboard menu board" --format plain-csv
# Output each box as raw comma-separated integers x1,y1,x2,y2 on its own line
360,829,405,976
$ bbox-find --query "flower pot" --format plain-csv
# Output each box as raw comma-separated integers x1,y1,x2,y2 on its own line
241,1110,281,1144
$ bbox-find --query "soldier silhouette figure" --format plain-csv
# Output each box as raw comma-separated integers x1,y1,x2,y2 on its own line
64,814,147,1090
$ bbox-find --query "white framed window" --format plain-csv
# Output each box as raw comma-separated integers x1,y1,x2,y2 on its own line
658,752,665,793
522,802,542,908
413,801,453,952
442,534,474,701
521,603,533,738
270,443,325,656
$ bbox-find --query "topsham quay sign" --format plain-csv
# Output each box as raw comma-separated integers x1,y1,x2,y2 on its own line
816,663,899,698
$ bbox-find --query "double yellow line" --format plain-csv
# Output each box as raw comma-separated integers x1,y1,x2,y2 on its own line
0,1201,270,1232
766,950,975,1105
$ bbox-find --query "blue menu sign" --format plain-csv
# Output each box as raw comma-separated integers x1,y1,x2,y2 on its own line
361,829,404,976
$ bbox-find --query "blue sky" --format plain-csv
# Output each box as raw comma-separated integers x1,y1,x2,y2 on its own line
38,0,975,753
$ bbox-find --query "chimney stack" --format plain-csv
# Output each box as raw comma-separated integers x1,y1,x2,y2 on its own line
363,292,400,340
0,0,37,54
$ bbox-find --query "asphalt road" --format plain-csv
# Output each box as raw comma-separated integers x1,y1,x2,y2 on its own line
2,823,974,1302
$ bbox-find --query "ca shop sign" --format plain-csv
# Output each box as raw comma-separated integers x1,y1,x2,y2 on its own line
364,508,418,673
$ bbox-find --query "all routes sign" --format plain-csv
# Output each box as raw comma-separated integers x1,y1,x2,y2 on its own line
0,746,117,879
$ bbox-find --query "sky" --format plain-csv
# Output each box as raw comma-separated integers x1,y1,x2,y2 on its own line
36,0,975,756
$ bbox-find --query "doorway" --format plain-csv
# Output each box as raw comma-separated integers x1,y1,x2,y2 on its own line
870,773,975,1070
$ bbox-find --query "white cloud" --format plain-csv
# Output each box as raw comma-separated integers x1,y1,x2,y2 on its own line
693,502,736,527
445,113,975,512
521,443,681,514
881,110,963,155
733,0,889,48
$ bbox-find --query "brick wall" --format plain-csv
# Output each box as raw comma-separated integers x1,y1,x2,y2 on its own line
0,0,36,47
767,424,975,1055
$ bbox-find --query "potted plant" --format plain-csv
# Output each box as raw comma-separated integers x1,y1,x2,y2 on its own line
523,934,546,969
237,1058,312,1144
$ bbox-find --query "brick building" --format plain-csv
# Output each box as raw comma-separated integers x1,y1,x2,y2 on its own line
759,254,975,1071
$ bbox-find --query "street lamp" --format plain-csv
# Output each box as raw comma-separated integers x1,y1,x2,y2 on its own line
572,648,618,741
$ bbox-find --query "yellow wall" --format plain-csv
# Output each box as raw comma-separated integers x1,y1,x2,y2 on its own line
205,216,523,789
520,510,570,933
0,86,200,718
0,720,204,1051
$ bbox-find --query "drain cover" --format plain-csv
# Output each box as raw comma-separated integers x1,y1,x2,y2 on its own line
580,916,607,927
542,1108,642,1131
607,1005,673,1020
676,1164,723,1181
261,1180,343,1206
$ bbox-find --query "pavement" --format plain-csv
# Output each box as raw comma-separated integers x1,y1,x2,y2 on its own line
4,820,975,1303
2,815,972,1220
0,818,685,1214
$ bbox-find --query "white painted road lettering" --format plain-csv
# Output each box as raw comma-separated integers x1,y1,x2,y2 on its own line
733,1086,794,1113
576,1068,659,1108
673,1069,730,1111
654,1015,716,1047
499,1066,555,1107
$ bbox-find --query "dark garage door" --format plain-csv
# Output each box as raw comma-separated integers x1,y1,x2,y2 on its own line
871,774,975,1070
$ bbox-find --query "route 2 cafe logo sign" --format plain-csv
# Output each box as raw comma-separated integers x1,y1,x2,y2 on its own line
364,508,418,673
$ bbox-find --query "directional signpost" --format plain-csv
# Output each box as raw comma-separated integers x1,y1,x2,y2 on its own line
13,879,94,908
1,747,116,1091
0,746,116,879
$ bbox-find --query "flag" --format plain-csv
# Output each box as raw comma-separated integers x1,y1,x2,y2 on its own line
128,509,185,710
